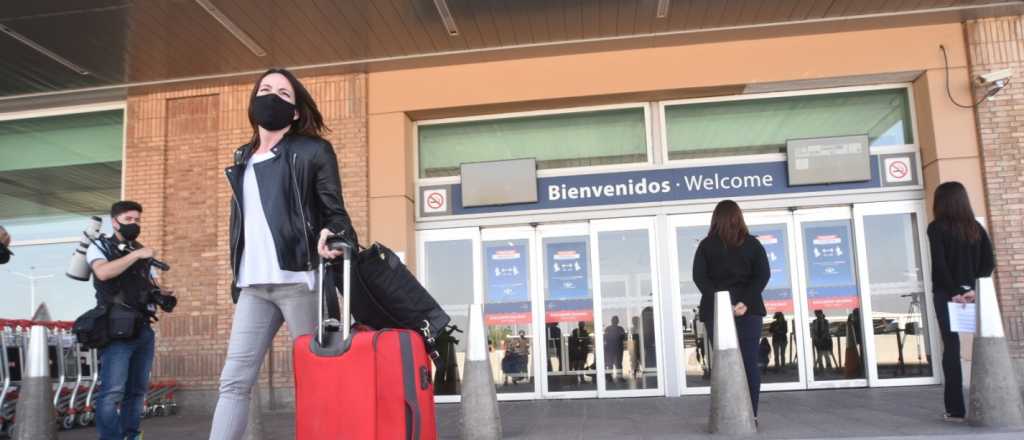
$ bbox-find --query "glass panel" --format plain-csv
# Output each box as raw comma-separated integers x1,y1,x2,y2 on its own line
423,239,475,396
862,213,933,379
665,89,913,160
597,229,658,391
482,238,535,393
749,224,800,384
801,220,865,381
543,235,596,392
418,108,647,177
0,243,99,320
0,110,124,227
0,110,123,320
675,225,711,388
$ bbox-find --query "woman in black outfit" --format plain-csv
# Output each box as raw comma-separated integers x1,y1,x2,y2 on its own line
768,312,788,372
928,181,995,422
693,200,771,417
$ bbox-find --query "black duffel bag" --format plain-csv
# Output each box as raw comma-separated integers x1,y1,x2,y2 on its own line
332,242,451,355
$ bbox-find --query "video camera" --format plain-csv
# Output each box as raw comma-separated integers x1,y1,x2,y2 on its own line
146,289,177,313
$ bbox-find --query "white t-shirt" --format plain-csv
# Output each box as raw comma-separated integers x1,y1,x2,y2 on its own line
236,152,315,289
86,241,110,267
87,240,147,273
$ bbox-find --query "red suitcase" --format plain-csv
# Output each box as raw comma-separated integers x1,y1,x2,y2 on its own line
294,246,438,440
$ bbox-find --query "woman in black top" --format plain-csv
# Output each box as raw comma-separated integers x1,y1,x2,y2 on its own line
768,312,788,372
693,200,771,417
928,181,995,421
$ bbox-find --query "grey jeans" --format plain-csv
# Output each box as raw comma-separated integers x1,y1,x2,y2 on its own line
209,283,317,440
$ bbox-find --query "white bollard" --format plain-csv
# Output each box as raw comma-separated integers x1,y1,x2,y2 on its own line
459,304,502,440
708,291,756,435
967,278,1024,428
14,326,57,440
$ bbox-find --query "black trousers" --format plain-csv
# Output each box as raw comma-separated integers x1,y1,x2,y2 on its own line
933,294,966,417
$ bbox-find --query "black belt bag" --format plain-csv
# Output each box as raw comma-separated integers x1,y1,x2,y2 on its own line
107,303,143,340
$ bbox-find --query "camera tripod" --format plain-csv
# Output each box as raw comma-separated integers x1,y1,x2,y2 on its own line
895,292,925,376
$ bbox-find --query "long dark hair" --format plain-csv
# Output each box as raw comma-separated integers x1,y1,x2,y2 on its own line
247,68,327,146
708,200,749,248
933,181,981,242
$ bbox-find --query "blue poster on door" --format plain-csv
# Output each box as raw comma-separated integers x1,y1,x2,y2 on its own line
485,243,529,303
753,226,794,312
803,224,859,309
547,242,590,300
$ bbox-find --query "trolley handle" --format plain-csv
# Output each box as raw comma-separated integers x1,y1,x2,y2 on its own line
316,240,353,347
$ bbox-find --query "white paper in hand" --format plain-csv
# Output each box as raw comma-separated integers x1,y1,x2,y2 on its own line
947,302,977,334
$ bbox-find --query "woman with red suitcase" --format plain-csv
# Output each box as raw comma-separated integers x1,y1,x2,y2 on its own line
210,68,357,440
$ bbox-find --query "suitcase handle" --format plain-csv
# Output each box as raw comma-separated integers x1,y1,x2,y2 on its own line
317,242,353,347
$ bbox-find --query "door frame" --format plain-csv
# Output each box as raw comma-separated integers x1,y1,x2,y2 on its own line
793,206,870,390
590,217,666,398
480,226,542,401
744,210,811,392
536,222,598,400
667,212,712,395
852,200,941,387
416,227,483,404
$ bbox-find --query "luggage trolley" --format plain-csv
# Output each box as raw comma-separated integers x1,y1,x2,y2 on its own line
55,323,83,430
2,321,29,439
76,345,99,427
0,320,22,437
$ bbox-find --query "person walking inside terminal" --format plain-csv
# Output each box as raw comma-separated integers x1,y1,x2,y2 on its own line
927,181,995,422
210,67,358,440
693,200,771,418
768,312,788,372
811,309,835,372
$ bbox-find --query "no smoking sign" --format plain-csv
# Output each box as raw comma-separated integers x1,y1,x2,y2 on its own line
422,188,449,214
884,157,913,183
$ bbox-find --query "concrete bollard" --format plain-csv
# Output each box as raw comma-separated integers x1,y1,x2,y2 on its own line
967,278,1024,428
708,291,757,436
13,326,57,440
242,383,265,440
459,303,502,440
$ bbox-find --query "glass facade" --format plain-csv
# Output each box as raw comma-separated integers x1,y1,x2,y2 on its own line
0,109,123,321
665,89,913,160
418,107,648,178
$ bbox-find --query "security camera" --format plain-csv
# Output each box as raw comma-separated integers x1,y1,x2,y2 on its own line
976,69,1012,86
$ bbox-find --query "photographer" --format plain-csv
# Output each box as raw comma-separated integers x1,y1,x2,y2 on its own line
0,225,12,264
87,201,172,440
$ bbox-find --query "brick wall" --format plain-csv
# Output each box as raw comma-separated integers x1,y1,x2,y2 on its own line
123,73,368,398
965,16,1024,360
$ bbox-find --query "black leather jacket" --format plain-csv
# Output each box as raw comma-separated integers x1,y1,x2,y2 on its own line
225,134,357,303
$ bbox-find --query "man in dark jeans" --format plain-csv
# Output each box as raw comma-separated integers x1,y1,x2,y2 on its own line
88,201,165,440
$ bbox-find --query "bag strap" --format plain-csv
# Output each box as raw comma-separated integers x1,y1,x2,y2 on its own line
399,331,422,440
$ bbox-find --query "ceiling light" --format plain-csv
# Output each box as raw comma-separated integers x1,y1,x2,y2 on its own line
434,0,460,36
194,0,267,57
657,0,670,18
0,24,90,75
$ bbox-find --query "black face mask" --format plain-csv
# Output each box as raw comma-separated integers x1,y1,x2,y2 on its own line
252,94,296,131
0,243,11,265
117,222,141,242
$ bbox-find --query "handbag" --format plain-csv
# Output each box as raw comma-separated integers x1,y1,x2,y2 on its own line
107,303,143,340
72,305,111,349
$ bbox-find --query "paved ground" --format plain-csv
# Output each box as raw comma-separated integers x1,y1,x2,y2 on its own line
44,385,1024,439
